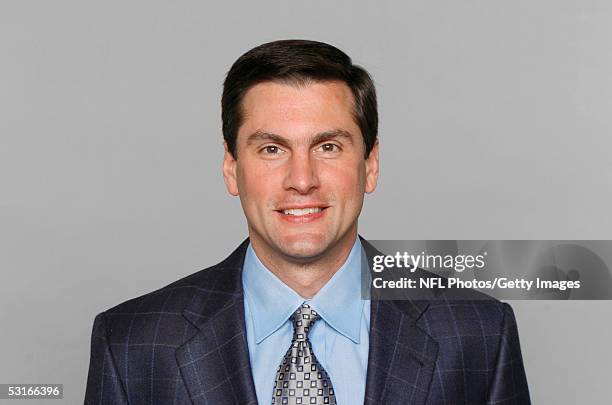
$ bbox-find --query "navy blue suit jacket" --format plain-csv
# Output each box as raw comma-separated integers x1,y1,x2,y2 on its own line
85,238,530,404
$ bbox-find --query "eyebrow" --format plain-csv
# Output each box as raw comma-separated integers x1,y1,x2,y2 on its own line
245,129,355,147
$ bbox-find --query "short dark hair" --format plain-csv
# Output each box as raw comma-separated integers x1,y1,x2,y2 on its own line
222,39,378,158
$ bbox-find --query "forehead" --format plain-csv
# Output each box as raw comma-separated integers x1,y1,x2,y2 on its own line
237,80,360,142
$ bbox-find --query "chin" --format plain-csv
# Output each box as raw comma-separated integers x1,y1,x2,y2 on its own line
278,234,330,261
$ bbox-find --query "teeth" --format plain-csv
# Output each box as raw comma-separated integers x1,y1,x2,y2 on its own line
282,207,322,216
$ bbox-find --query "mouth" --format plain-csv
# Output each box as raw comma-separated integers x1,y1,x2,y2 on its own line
275,206,329,223
281,207,324,216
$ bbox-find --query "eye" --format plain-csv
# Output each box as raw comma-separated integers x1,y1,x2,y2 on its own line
318,143,340,153
260,145,285,155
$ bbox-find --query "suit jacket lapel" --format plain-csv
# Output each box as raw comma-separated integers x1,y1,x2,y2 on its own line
175,240,258,405
361,238,439,405
364,299,438,405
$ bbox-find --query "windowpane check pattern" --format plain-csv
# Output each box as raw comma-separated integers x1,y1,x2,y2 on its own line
272,303,336,405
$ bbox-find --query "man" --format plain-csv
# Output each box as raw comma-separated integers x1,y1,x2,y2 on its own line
85,40,530,404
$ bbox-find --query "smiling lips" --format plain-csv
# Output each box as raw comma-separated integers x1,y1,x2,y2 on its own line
282,207,322,215
276,206,329,223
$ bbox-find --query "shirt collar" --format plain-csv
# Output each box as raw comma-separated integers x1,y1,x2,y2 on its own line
242,238,365,344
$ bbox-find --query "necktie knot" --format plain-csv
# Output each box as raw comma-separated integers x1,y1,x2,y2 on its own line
291,303,319,341
273,302,336,404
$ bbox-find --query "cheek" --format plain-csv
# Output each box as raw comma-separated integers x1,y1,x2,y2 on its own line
237,164,279,208
322,163,366,200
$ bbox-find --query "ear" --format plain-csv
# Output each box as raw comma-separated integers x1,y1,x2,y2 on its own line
222,142,239,196
364,140,379,194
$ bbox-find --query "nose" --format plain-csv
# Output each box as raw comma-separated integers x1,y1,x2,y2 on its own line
282,150,320,194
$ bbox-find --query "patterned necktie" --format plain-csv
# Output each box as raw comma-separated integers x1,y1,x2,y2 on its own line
272,303,337,405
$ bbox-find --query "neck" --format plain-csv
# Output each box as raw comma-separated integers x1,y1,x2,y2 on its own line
249,231,358,299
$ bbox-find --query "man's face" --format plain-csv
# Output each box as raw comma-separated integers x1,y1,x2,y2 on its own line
223,80,379,263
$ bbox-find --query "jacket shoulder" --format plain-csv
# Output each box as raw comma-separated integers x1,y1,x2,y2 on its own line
101,238,248,317
94,259,243,345
107,264,227,312
423,297,515,340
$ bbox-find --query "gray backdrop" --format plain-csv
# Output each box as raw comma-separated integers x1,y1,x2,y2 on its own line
1,1,611,403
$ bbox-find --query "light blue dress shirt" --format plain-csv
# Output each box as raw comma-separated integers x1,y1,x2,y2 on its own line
242,238,370,405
